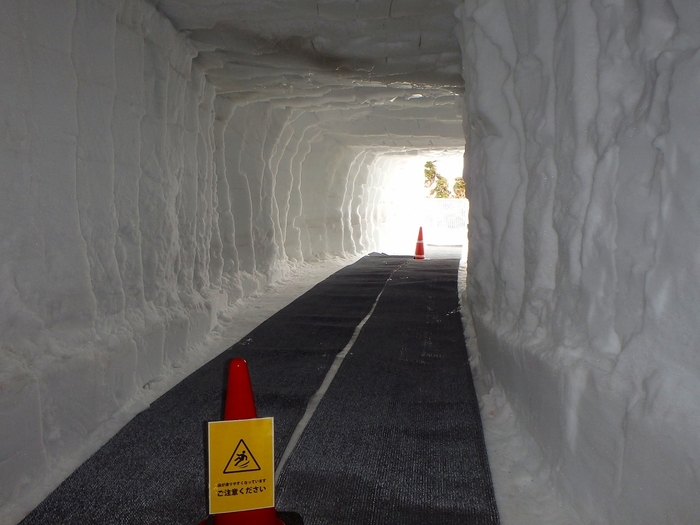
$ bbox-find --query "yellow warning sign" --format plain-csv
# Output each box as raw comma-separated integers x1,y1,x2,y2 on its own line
207,418,275,514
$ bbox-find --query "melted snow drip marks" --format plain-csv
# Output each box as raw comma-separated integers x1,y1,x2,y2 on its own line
562,364,587,453
229,105,257,275
213,98,238,287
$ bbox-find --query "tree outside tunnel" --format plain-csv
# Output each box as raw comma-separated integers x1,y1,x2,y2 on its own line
376,154,468,254
424,160,466,199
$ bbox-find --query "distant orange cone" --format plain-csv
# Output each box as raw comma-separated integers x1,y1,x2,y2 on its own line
200,358,285,525
414,227,425,260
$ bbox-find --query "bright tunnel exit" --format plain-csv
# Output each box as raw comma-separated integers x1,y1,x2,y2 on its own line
373,151,468,257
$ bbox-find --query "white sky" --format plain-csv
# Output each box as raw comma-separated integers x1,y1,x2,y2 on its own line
376,150,467,254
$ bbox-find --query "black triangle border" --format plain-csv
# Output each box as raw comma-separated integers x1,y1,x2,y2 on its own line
223,438,262,474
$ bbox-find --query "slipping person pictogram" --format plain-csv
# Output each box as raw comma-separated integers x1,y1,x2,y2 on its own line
223,439,261,474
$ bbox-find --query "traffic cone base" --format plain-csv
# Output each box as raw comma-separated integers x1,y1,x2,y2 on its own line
202,510,302,525
214,507,284,525
414,227,425,260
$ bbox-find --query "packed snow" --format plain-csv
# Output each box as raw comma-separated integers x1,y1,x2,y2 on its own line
457,0,700,523
0,1,462,522
3,0,700,523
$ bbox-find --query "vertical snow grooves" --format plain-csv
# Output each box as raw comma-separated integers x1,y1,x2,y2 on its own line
71,0,100,327
460,0,700,523
3,0,455,519
275,262,406,482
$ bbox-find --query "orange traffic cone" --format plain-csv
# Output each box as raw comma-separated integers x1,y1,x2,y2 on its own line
414,227,425,260
223,358,258,421
200,358,285,525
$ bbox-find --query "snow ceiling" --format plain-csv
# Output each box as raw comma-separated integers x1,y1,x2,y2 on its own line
152,0,466,149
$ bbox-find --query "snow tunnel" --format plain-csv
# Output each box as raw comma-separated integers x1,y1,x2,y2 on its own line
2,1,700,523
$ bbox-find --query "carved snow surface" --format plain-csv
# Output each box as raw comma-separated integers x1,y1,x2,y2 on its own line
0,1,464,521
457,0,700,523
6,0,700,523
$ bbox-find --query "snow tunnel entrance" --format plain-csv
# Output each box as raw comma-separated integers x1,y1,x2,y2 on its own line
373,151,468,257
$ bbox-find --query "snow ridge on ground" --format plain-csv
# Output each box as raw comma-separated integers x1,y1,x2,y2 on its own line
459,259,585,525
2,256,355,524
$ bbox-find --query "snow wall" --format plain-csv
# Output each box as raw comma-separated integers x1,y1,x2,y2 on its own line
457,0,700,523
0,1,405,520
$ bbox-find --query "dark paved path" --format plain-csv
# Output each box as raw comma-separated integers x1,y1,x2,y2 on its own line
20,255,499,525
